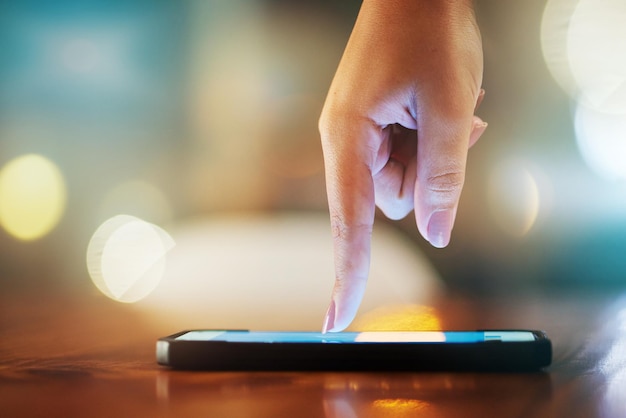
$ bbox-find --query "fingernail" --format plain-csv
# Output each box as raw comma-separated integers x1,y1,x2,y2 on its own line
469,120,488,147
475,89,486,111
322,299,336,334
474,119,488,129
427,209,454,248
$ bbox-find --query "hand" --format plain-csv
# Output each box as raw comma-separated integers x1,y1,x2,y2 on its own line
319,0,488,332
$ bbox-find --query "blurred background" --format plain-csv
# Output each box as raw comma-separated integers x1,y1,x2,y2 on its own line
1,0,625,330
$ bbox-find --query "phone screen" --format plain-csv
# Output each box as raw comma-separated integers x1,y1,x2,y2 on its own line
175,330,537,343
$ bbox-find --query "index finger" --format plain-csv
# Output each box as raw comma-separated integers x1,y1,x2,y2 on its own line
319,117,380,332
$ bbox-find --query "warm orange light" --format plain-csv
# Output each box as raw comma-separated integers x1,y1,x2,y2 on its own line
372,398,430,412
355,332,445,343
352,304,442,331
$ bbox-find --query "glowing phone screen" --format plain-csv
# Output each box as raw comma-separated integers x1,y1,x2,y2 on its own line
176,331,536,343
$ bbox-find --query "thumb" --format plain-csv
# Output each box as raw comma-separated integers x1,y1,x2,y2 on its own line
414,114,475,248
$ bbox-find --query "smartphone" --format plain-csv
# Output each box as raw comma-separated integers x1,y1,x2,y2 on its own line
156,329,551,371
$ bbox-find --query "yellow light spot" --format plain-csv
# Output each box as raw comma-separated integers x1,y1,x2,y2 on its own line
86,215,175,303
352,305,442,331
372,399,430,413
0,154,67,241
488,160,541,237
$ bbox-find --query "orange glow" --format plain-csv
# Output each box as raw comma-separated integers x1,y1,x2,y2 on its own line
352,304,442,331
372,398,430,413
355,332,445,343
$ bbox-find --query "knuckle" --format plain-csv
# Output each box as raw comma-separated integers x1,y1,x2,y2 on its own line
330,214,372,241
318,103,346,136
330,215,346,240
318,107,347,152
318,109,332,136
424,170,465,200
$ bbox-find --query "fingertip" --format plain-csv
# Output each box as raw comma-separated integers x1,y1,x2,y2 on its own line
322,299,336,334
323,301,354,333
322,278,366,333
426,209,454,248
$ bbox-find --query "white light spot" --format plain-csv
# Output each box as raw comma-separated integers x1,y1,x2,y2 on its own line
567,0,626,114
488,160,541,237
575,103,626,181
542,0,626,114
542,0,626,182
86,215,175,303
541,0,580,99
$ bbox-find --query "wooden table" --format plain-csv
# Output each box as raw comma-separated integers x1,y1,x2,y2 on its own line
1,285,625,418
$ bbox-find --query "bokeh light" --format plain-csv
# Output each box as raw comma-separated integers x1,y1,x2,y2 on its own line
0,154,67,241
541,0,626,111
488,160,541,238
575,103,626,181
542,0,626,181
86,215,175,303
371,399,430,413
567,0,626,114
569,0,626,181
541,0,580,99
